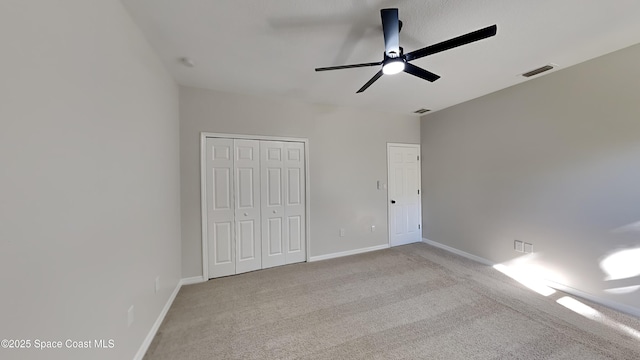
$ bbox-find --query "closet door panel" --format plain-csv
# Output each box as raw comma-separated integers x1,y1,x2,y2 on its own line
284,142,306,264
260,141,286,268
234,139,261,274
206,138,235,278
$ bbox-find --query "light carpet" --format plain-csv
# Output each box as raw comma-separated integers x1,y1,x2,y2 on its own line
144,243,640,359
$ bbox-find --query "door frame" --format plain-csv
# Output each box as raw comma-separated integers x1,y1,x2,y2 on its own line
387,143,422,247
200,132,311,280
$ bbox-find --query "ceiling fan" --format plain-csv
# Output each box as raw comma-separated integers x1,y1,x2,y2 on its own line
315,8,497,93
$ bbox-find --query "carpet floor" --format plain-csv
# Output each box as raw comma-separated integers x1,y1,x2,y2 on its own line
144,243,640,359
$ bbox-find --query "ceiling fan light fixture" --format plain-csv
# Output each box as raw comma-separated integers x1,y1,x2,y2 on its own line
382,58,405,75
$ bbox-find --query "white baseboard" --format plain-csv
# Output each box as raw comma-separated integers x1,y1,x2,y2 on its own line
133,275,207,360
421,238,640,319
422,238,494,266
181,275,206,285
309,244,389,262
133,280,181,360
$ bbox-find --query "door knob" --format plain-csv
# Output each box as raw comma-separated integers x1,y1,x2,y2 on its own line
244,212,248,216
273,210,277,214
391,200,396,204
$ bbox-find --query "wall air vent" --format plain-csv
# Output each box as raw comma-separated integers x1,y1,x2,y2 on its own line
522,65,554,77
414,108,430,114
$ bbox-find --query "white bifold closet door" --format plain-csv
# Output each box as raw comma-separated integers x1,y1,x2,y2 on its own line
206,137,305,278
260,141,306,268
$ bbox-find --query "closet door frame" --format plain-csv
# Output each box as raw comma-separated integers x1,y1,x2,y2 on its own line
200,132,310,280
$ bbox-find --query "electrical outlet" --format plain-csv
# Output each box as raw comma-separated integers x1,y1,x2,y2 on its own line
514,240,524,252
524,243,534,254
127,305,134,327
339,228,345,237
155,276,160,294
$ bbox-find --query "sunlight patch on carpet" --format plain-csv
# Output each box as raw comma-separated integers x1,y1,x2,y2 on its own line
493,264,556,297
557,296,640,340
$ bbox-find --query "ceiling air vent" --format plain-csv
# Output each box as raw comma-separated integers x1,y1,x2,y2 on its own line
414,108,431,114
522,65,554,78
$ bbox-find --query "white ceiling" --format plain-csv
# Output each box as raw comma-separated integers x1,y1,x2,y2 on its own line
122,0,640,116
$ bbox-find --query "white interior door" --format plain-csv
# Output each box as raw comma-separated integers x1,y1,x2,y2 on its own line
284,142,306,264
234,139,261,274
261,141,286,268
388,144,422,247
206,138,235,278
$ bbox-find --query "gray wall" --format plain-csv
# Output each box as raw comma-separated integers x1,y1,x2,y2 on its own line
180,86,420,278
0,1,181,359
421,44,640,313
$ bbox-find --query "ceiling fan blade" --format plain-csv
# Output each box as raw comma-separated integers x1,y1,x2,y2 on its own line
404,63,440,82
315,61,382,71
356,70,383,93
380,8,400,57
405,24,497,61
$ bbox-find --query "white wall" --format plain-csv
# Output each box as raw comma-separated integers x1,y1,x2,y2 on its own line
180,86,420,278
0,1,181,359
421,44,640,313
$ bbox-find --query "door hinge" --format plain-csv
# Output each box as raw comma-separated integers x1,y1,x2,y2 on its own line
418,224,421,229
417,155,420,160
417,189,420,194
